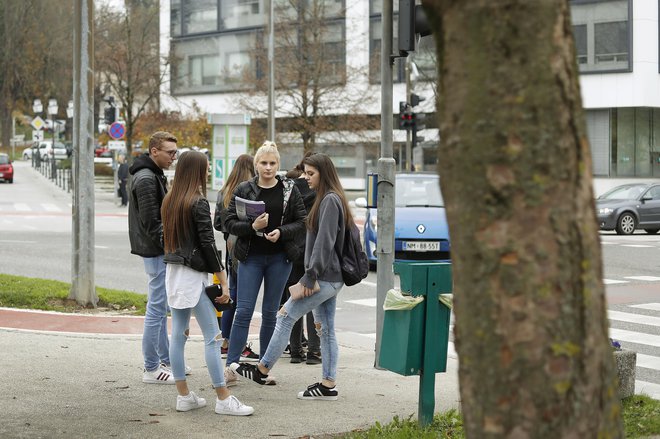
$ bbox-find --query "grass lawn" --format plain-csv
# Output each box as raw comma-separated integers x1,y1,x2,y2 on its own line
0,273,146,315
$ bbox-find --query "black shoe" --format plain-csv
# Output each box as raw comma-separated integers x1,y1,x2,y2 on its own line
282,344,291,358
297,382,338,401
290,352,306,364
306,351,321,365
229,362,275,385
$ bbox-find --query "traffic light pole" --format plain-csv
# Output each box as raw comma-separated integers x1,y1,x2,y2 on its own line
375,0,396,369
405,56,412,171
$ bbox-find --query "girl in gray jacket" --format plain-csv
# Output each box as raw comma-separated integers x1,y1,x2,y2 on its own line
231,153,352,400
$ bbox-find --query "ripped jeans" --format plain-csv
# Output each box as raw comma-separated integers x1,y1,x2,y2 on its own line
260,280,343,382
169,292,226,387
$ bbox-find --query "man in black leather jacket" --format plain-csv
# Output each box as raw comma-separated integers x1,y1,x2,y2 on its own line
128,131,179,384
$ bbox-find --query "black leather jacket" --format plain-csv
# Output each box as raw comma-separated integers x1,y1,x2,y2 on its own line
225,175,307,262
128,154,168,257
163,198,224,273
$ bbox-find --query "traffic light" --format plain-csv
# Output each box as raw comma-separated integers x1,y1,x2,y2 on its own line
104,106,116,125
399,101,413,130
410,93,425,108
398,0,431,56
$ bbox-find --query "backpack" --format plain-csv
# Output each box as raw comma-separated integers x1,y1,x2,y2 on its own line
337,222,369,286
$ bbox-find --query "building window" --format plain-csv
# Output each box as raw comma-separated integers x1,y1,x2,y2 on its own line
607,108,660,177
172,31,261,94
220,0,265,30
182,0,218,35
570,0,631,73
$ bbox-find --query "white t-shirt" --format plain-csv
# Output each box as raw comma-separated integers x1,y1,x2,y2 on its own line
165,263,209,309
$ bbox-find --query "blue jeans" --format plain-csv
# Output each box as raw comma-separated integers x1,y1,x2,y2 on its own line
142,255,170,371
220,264,238,339
170,292,226,387
227,252,292,365
260,280,343,382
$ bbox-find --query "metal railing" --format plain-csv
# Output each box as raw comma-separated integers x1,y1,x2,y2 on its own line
32,155,72,193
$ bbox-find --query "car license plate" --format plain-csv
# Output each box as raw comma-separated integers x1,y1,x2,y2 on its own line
0,173,3,177
403,241,440,252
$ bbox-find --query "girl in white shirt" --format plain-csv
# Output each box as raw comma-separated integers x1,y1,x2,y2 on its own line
161,150,254,416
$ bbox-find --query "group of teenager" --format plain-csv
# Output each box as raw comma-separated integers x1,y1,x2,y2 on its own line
128,131,355,416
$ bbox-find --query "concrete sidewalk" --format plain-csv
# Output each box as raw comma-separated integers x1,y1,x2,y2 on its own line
0,309,460,439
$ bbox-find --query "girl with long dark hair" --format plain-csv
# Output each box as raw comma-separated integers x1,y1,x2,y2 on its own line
162,150,254,416
231,153,349,400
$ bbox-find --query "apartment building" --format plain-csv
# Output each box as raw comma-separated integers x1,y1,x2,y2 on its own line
160,0,660,191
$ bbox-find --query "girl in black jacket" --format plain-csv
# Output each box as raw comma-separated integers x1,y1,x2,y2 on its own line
161,151,254,416
223,141,306,384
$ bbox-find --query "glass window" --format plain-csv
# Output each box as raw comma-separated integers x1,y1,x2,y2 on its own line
594,21,628,65
171,0,181,37
573,24,587,64
635,108,651,177
570,0,630,72
220,0,265,30
182,0,218,35
172,32,260,94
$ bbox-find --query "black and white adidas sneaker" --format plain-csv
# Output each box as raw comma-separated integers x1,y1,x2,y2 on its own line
229,362,276,385
297,382,338,401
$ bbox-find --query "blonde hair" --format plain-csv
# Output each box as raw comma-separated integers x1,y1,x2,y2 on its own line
254,140,280,171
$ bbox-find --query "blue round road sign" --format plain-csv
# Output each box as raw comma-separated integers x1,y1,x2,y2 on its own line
109,122,126,140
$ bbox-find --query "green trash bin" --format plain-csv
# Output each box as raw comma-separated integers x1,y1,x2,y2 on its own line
379,262,452,376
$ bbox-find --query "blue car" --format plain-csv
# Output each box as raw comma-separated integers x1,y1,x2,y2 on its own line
355,173,450,267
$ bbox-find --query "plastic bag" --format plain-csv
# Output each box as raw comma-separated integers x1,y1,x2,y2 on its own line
383,289,424,311
439,293,453,310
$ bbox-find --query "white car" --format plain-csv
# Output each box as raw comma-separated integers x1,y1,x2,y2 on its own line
22,141,68,161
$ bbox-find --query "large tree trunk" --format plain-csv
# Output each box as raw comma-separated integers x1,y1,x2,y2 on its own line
424,0,623,437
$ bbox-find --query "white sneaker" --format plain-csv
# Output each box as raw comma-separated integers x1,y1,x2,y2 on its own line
215,395,254,416
161,363,192,376
176,391,207,412
142,366,175,385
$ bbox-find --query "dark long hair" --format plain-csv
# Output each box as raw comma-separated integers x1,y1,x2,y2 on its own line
162,151,208,253
302,153,353,231
221,154,255,208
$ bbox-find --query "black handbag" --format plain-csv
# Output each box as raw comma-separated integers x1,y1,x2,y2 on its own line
204,284,234,312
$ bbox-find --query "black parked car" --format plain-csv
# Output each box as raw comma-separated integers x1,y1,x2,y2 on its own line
596,183,660,235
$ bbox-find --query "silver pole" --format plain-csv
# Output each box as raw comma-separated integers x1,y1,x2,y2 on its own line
375,0,396,368
70,0,97,306
267,0,275,140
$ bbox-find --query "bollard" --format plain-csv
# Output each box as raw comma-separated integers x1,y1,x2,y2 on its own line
379,261,452,427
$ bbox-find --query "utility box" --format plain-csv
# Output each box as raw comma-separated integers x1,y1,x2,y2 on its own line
379,262,452,376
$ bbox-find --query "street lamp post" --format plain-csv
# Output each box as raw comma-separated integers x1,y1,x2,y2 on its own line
32,99,43,168
48,99,59,180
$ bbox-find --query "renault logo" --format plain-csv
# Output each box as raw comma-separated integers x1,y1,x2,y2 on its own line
417,224,426,234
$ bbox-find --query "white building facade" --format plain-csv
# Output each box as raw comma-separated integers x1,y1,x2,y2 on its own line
160,0,660,192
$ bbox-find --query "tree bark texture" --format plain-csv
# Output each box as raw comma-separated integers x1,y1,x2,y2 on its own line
423,0,623,437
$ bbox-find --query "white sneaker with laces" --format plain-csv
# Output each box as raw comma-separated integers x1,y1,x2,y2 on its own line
176,391,207,412
142,366,175,385
224,365,240,387
215,395,254,416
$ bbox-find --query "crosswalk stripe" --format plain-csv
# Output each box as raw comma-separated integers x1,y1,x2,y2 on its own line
42,203,61,212
608,310,660,327
14,203,30,211
603,279,629,285
630,303,660,312
621,244,654,248
624,276,660,282
635,380,660,400
345,298,377,307
637,353,660,370
609,328,660,348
